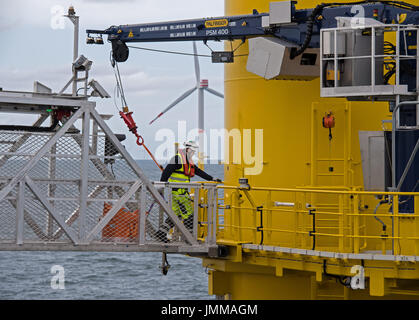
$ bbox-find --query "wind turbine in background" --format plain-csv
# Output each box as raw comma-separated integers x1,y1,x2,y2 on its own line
149,42,224,168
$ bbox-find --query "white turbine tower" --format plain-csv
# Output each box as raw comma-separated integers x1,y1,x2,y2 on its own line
149,42,224,168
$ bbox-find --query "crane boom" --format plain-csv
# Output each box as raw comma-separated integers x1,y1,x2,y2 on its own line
87,1,419,62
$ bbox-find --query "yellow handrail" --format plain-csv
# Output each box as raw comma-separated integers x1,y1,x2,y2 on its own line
212,185,419,256
219,185,419,196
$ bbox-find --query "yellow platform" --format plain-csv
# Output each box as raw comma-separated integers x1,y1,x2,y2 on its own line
201,0,419,299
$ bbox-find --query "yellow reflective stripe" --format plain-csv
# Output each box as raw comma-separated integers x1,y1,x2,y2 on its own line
168,179,189,184
172,171,187,177
169,172,189,181
168,178,189,183
172,188,188,195
168,151,192,183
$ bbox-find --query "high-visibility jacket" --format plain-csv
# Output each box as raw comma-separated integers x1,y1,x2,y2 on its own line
167,149,195,220
168,149,195,184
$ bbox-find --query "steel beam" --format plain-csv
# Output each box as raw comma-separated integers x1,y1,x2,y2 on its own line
52,185,105,240
90,107,198,245
79,107,91,240
139,185,146,245
391,101,419,189
25,176,79,244
69,125,137,212
85,180,143,242
0,114,49,170
0,92,95,109
47,116,58,238
0,107,85,203
16,181,25,245
8,198,48,240
0,241,213,254
397,137,419,192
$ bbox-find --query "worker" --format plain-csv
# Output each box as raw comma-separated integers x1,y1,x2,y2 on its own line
156,141,222,242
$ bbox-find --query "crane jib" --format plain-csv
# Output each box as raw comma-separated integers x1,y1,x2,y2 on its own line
86,13,269,44
86,1,419,63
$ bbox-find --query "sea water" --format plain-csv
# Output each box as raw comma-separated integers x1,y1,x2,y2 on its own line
0,160,223,300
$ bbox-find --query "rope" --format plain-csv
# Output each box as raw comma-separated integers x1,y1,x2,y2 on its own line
135,132,164,172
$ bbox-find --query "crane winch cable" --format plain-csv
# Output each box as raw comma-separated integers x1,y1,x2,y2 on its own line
128,45,211,57
127,44,248,58
110,52,163,172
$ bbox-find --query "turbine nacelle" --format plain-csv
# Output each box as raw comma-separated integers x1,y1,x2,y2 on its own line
199,80,209,89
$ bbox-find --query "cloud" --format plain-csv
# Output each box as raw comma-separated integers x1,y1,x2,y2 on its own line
0,64,200,96
82,0,136,2
0,0,24,29
0,0,224,30
0,65,69,92
0,0,225,160
0,62,222,108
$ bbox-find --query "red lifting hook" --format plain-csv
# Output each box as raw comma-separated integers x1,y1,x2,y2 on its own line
119,110,137,134
119,108,163,172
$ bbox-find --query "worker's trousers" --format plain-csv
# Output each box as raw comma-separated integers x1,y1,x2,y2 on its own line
171,188,193,231
159,188,194,236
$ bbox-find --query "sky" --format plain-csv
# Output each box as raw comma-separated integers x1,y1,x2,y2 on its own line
0,0,226,161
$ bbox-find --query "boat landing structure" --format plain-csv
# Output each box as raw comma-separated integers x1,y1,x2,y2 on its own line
0,89,220,257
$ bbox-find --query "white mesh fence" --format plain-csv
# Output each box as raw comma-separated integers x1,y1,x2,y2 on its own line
0,128,217,249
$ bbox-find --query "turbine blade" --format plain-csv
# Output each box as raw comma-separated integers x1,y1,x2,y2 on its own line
149,87,197,125
205,87,224,99
193,42,200,84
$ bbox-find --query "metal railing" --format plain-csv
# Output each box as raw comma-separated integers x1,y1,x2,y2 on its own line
216,185,419,258
151,181,220,247
320,22,419,100
0,104,220,254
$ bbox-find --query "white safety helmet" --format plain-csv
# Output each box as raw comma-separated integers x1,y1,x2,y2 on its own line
184,140,198,152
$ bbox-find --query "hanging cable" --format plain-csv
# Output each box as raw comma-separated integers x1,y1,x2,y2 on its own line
128,42,249,59
113,85,121,111
128,45,211,57
110,52,164,172
110,52,123,112
115,62,128,106
373,198,389,233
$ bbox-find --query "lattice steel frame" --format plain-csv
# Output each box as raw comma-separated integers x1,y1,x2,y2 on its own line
0,93,218,255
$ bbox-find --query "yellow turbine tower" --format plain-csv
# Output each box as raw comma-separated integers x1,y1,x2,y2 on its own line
202,0,419,299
